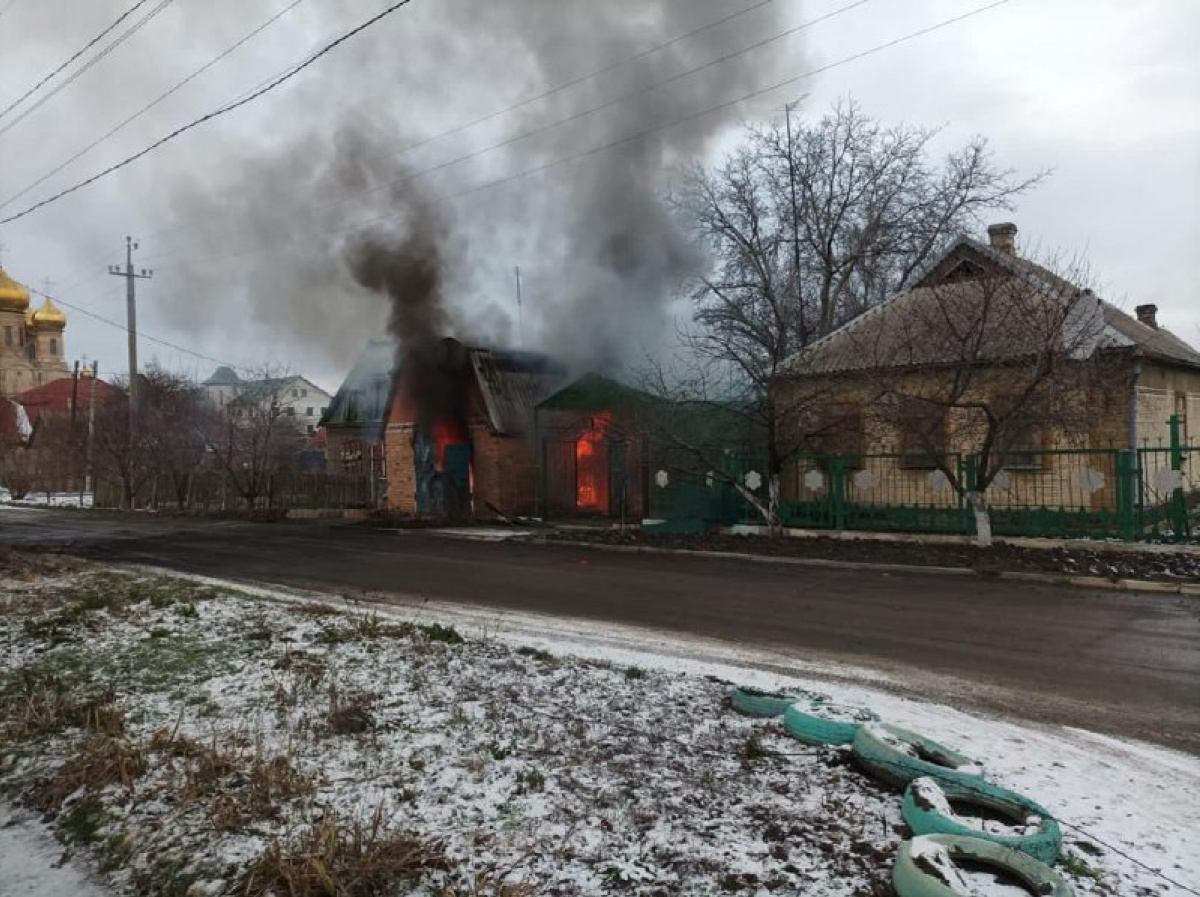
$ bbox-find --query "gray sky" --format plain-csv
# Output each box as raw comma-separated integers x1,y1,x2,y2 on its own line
0,0,1196,393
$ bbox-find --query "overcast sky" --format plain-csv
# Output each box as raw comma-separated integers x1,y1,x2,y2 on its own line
0,0,1196,393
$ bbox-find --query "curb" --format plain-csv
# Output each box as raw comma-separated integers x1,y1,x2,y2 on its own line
538,539,1200,596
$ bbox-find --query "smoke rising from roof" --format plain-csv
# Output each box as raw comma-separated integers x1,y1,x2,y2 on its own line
85,1,795,377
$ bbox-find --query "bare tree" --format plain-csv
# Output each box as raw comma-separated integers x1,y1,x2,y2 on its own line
91,385,154,509
206,368,306,509
664,100,1041,528
141,366,214,509
847,256,1112,546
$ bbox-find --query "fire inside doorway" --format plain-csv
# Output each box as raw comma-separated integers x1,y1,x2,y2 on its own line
536,374,651,521
383,339,566,519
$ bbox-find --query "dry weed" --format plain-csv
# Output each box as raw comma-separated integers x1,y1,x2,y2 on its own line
237,806,446,896
1,675,124,742
28,735,146,811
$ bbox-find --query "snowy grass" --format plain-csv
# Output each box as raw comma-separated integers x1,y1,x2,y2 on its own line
0,556,905,895
1,553,1195,896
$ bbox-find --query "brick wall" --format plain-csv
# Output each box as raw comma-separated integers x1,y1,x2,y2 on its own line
383,420,538,517
384,423,417,513
471,426,538,517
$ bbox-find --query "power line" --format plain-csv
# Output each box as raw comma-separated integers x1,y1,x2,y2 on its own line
0,0,156,128
140,0,780,246
0,0,179,143
0,0,417,228
143,0,876,268
145,0,1011,276
19,279,249,374
0,0,307,213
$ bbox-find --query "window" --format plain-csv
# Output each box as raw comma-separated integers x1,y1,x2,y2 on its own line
291,388,299,398
49,337,57,356
898,398,947,469
306,425,314,435
3,325,10,347
996,398,1044,470
306,407,314,417
1176,393,1189,442
285,406,295,416
301,388,308,397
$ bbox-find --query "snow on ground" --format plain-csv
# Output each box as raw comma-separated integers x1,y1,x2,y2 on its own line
0,804,110,897
0,556,1197,896
0,489,93,508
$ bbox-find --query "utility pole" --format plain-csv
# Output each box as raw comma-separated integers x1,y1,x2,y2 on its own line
85,360,98,506
108,236,152,428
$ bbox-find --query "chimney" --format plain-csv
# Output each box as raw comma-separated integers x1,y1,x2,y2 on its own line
987,222,1018,255
1135,303,1158,329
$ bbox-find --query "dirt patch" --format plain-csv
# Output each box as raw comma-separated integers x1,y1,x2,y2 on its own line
546,530,1200,583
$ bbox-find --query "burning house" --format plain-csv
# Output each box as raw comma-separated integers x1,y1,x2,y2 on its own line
382,338,565,518
534,373,655,521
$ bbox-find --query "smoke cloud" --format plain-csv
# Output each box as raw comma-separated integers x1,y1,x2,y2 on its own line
15,1,796,380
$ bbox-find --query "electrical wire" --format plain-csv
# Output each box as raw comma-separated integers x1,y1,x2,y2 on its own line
144,0,869,262
19,279,250,373
140,0,779,246
144,0,1014,276
0,0,417,228
7,1,1013,376
0,0,162,132
0,0,307,213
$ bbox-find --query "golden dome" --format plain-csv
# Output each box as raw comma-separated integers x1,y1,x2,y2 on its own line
0,267,30,312
32,296,67,328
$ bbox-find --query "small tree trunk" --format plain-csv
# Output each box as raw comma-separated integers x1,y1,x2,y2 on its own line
968,491,993,548
768,473,782,537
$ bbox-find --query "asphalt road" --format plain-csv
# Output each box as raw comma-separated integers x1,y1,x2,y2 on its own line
3,508,1198,753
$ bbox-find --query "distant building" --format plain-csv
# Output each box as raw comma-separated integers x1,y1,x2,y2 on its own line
202,367,333,436
0,266,70,397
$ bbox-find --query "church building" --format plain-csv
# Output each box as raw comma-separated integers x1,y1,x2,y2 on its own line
0,265,70,397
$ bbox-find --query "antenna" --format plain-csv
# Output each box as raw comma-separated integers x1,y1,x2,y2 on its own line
514,265,524,346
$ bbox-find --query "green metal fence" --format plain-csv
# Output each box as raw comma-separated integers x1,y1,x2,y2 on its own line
648,416,1196,542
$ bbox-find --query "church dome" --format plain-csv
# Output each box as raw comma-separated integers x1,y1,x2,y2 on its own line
32,296,67,328
0,267,30,312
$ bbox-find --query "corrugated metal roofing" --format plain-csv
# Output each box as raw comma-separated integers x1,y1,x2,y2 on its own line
537,372,655,411
320,339,397,434
469,347,567,436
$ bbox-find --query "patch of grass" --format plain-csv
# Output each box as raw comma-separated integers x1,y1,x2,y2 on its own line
29,735,145,811
173,601,199,619
739,733,776,768
515,766,545,794
0,672,124,742
207,754,314,832
237,808,447,897
1059,851,1103,881
326,685,376,736
60,796,108,845
295,601,341,617
315,614,414,645
419,623,464,645
624,666,646,680
515,646,555,663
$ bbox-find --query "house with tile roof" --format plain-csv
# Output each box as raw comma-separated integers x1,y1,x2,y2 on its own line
774,222,1200,534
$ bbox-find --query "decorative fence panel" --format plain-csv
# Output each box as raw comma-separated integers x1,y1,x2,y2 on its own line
646,417,1196,542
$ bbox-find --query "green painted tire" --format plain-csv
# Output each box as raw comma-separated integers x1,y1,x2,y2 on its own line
729,687,795,718
893,833,1074,897
902,777,1062,864
783,700,879,746
852,724,985,789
